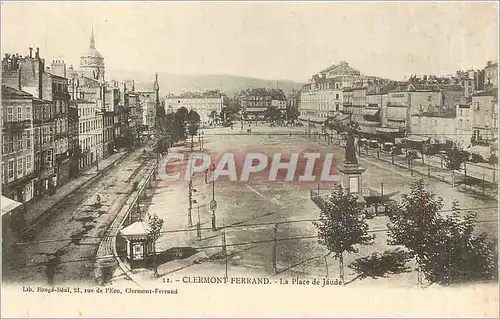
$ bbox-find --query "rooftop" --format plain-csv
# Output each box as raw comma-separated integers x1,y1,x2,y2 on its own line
1,85,33,98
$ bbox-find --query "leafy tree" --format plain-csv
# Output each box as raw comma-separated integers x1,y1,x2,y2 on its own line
387,179,444,286
264,105,283,122
187,109,201,137
444,144,469,186
286,106,300,122
387,179,497,286
209,110,219,125
148,214,165,278
220,106,230,122
418,203,497,285
313,185,374,284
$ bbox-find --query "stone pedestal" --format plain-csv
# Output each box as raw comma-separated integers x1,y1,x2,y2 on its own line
338,162,367,208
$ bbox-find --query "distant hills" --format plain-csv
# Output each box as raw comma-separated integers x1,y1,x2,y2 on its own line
106,70,304,96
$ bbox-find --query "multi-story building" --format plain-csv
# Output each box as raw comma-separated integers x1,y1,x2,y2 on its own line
299,61,361,122
384,83,444,132
410,114,457,145
239,88,284,121
471,89,498,145
105,82,126,149
102,110,115,156
455,69,485,99
2,86,36,203
484,61,498,89
77,101,103,169
48,72,71,186
164,90,224,125
68,100,80,178
271,99,287,111
32,97,56,197
68,74,105,169
2,49,70,188
455,103,474,149
240,88,271,120
123,82,140,146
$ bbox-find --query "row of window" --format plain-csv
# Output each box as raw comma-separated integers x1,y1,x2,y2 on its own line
79,119,103,134
2,131,32,154
80,135,103,151
78,106,97,118
2,155,33,185
5,105,32,122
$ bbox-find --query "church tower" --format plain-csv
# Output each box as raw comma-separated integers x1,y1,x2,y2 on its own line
79,25,105,82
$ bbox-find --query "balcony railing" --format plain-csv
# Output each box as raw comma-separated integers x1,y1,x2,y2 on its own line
3,120,31,131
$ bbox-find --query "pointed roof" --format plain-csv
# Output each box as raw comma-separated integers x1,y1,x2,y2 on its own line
82,24,103,59
120,220,149,237
90,24,95,49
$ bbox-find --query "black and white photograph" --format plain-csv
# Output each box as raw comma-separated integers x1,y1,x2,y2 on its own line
1,1,498,317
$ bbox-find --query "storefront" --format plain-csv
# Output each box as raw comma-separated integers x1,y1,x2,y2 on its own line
403,135,431,152
376,127,405,144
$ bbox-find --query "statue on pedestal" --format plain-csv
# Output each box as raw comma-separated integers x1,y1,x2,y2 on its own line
343,122,360,165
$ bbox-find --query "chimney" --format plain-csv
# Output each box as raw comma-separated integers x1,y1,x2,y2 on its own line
35,47,40,59
18,67,22,90
132,80,135,92
29,47,33,58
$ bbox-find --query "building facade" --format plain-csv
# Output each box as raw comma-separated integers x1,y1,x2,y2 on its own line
240,88,284,121
2,49,70,188
471,89,498,145
455,104,474,149
165,91,224,125
410,114,457,145
2,86,36,203
299,61,361,121
32,97,56,197
484,61,498,89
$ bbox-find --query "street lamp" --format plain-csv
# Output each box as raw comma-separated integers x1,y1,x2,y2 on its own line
206,163,217,230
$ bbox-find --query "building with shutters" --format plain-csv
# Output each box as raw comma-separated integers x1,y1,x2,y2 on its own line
1,86,36,203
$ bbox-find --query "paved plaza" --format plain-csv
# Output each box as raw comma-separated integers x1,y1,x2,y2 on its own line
123,122,497,287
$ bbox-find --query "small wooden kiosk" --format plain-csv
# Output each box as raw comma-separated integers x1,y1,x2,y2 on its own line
120,220,153,269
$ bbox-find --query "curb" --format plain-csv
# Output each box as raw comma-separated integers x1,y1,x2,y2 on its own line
94,162,157,287
20,151,131,237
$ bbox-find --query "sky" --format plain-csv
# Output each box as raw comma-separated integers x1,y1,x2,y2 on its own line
1,1,498,82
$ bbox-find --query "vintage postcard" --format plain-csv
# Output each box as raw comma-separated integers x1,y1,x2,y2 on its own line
1,1,498,317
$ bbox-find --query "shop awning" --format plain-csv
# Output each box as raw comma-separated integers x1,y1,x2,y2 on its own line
467,145,491,158
376,127,400,133
404,135,431,143
1,196,22,217
363,109,380,116
360,126,377,134
298,116,328,124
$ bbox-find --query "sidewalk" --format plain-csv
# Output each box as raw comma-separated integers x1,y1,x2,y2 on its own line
22,150,130,230
304,135,498,198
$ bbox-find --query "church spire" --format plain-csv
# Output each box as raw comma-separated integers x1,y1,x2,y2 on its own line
90,24,96,49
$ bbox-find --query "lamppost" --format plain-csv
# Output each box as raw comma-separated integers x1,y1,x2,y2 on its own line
206,163,217,230
188,175,197,227
199,131,204,151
